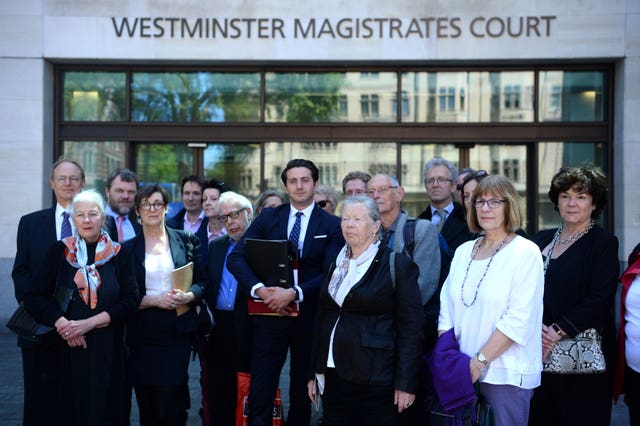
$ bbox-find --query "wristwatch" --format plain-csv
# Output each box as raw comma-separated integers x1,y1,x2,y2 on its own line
292,287,300,301
475,352,489,369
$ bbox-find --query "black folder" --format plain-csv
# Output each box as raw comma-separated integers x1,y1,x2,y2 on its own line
245,238,290,288
245,238,298,316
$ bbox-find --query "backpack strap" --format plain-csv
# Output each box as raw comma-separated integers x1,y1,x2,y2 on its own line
402,218,416,259
390,251,397,291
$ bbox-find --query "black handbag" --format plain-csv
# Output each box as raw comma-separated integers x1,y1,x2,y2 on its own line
6,265,75,343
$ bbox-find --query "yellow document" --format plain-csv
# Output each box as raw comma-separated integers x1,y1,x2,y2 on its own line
172,262,193,316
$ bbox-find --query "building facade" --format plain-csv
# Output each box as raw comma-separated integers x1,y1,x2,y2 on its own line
1,0,639,320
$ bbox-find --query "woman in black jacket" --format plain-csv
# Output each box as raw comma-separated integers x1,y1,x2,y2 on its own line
307,195,424,426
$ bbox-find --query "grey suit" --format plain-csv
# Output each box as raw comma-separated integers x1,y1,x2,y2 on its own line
390,211,441,305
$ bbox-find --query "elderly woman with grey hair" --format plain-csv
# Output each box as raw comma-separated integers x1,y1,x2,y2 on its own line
308,195,424,425
24,189,139,425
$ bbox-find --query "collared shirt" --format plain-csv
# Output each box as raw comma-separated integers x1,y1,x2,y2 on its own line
183,210,205,233
55,203,75,240
430,202,454,227
287,203,315,254
105,206,137,241
215,239,238,311
207,224,227,242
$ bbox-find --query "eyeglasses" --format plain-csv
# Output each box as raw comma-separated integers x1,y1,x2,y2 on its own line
218,208,247,223
316,200,332,208
425,177,453,186
139,201,165,211
366,186,398,196
474,198,505,209
345,189,366,197
54,175,82,184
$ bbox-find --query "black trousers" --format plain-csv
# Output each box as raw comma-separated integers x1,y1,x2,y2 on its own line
134,384,190,426
205,310,240,426
248,316,311,426
322,368,397,426
21,342,62,426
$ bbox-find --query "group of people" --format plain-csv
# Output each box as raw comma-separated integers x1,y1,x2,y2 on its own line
10,155,638,426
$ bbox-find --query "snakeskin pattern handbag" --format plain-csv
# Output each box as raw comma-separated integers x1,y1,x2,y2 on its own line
543,328,606,374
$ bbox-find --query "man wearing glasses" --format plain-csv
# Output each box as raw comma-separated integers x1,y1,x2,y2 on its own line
418,157,473,252
204,191,255,426
341,170,371,198
12,158,85,425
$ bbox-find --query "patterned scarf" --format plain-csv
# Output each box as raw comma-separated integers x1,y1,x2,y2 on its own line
328,241,380,301
62,231,120,309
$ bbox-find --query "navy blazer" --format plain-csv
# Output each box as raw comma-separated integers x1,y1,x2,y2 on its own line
125,227,206,341
206,235,251,369
12,207,57,304
226,203,344,327
166,208,209,261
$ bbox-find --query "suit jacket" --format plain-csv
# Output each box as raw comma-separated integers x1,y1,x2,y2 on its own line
205,235,250,368
12,207,58,304
391,211,441,305
166,208,209,261
417,202,472,252
309,246,424,393
104,212,143,243
125,226,206,341
226,203,344,328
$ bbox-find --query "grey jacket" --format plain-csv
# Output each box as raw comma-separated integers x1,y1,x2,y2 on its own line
391,211,441,305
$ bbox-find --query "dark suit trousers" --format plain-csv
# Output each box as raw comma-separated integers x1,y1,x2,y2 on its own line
21,342,63,425
249,316,311,426
206,310,239,426
322,368,396,426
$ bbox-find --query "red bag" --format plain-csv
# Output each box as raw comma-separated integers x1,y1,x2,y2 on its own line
236,372,283,426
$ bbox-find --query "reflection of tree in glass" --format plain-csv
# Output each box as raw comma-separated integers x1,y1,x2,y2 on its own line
266,73,344,122
205,144,258,195
137,144,192,191
63,72,125,121
131,72,260,122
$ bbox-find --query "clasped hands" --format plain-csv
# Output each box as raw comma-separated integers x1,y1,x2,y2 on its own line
54,316,93,349
256,286,296,316
156,289,195,310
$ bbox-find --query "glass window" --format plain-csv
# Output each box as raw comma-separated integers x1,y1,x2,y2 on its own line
537,142,606,230
265,72,397,123
62,141,127,191
135,144,193,202
402,71,534,123
204,144,261,199
62,72,126,121
538,71,606,122
400,144,459,217
131,72,260,122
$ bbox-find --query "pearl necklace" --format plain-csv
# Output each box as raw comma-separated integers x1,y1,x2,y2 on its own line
557,221,594,245
460,235,510,307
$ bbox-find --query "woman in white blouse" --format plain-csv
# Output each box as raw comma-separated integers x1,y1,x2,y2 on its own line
437,175,544,426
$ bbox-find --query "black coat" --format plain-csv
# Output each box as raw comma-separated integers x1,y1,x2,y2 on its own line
166,208,209,261
309,246,425,393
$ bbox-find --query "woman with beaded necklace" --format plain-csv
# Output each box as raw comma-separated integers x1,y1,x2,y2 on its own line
437,175,544,426
529,167,619,425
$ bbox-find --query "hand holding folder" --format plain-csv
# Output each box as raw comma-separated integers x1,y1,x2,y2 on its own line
172,262,193,316
245,239,299,317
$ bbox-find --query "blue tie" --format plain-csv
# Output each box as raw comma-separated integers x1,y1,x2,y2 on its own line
289,211,303,256
61,211,72,239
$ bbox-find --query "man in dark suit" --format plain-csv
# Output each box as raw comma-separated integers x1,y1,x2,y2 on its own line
227,159,344,426
11,158,85,425
104,167,142,242
204,191,254,426
166,175,209,260
417,157,473,252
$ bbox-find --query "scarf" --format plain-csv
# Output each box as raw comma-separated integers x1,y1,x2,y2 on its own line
328,241,379,302
62,231,120,309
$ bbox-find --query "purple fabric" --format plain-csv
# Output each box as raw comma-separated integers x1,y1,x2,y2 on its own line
427,328,476,425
